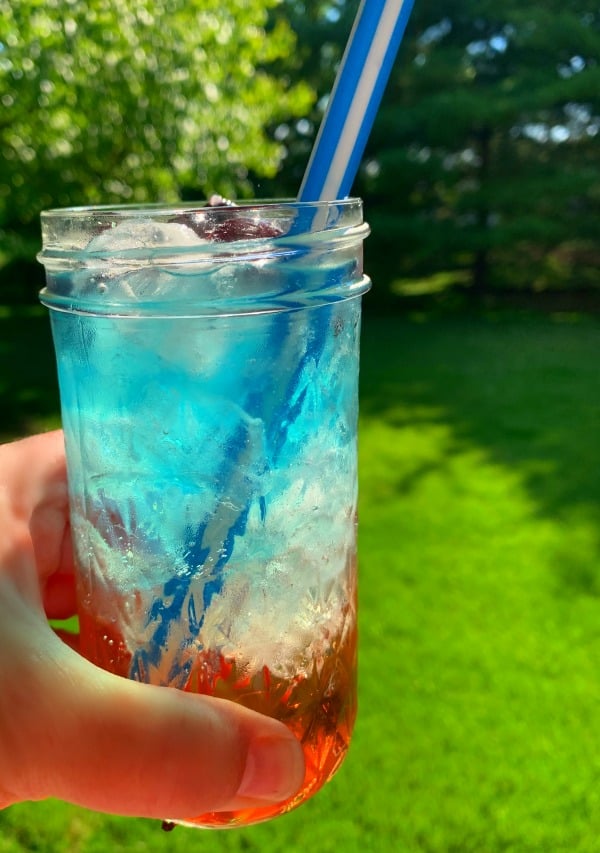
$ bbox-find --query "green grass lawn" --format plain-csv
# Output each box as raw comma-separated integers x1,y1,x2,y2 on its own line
1,308,600,851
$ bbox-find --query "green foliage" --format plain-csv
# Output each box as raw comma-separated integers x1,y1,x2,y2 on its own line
354,0,600,295
0,0,313,229
1,0,599,302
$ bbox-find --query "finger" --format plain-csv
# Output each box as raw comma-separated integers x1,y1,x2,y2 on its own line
0,431,70,599
0,431,66,523
1,599,304,821
27,436,72,586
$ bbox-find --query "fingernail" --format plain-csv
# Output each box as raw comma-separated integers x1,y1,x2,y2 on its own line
237,735,305,802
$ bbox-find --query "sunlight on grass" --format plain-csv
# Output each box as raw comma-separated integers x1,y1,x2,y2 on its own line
357,390,600,850
390,270,471,297
354,314,600,851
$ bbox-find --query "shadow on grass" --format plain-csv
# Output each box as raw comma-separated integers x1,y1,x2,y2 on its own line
0,307,61,441
359,308,600,593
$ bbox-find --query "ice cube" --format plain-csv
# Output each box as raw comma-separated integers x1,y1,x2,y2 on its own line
87,219,205,254
70,219,209,303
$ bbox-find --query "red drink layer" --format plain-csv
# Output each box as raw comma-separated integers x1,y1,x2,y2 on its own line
78,594,357,828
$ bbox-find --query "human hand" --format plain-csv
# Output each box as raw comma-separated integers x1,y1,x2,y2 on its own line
0,431,304,821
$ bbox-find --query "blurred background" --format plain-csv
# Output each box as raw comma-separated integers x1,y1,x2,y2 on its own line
1,1,599,850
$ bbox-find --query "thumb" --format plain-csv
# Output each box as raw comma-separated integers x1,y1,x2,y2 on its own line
0,585,305,821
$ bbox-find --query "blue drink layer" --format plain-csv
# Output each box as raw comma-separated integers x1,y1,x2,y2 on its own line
44,212,367,688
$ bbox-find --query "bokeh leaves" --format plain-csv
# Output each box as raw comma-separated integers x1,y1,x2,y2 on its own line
0,0,314,227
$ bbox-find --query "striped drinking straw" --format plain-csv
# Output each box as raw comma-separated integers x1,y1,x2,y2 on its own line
131,0,417,686
299,0,416,203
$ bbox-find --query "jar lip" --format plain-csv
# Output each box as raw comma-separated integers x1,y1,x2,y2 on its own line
37,197,370,317
38,198,368,269
40,197,362,220
39,273,372,318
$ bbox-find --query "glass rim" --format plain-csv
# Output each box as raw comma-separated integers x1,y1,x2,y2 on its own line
39,197,363,220
37,196,368,272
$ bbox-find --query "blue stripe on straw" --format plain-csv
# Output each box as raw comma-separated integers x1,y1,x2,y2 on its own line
299,0,416,202
129,423,254,686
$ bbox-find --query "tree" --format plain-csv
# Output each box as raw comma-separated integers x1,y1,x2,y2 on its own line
0,0,313,244
354,0,600,297
258,0,360,197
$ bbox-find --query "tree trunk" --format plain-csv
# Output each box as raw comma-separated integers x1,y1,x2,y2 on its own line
471,126,492,294
472,247,489,294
